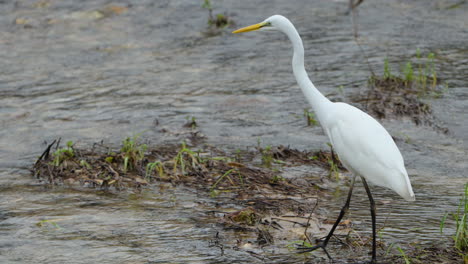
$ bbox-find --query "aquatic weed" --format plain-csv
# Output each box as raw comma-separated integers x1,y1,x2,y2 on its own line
145,161,165,180
403,61,414,85
440,183,468,260
303,108,318,126
121,133,147,172
380,50,441,96
269,175,284,184
51,141,74,166
36,219,61,229
414,50,438,94
260,145,273,168
383,57,392,79
397,245,412,264
173,141,201,176
210,168,236,197
79,159,92,169
454,184,468,254
326,143,340,181
184,116,197,129
202,0,231,29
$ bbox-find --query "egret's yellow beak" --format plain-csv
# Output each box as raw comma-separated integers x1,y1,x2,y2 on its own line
232,22,267,34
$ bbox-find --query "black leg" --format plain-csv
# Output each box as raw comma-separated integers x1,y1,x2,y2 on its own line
361,177,377,263
344,0,364,15
298,175,357,258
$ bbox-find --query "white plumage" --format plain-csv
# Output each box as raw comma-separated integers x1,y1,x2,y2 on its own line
234,14,414,201
324,102,415,201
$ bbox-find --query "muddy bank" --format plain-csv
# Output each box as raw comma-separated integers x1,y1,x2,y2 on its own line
32,136,341,215
31,135,466,263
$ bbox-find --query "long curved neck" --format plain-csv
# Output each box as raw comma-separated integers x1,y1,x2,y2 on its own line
283,24,331,121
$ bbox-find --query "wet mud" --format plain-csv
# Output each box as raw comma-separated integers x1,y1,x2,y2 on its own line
32,136,339,215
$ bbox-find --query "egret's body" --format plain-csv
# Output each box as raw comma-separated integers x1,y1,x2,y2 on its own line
233,15,414,262
322,102,414,200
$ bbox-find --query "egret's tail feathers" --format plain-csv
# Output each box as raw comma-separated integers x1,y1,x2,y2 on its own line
404,192,416,202
394,170,415,201
398,184,415,201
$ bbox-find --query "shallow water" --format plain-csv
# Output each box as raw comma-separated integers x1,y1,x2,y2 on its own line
0,0,467,263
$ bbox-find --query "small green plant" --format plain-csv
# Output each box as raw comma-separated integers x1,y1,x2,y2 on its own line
260,145,273,168
304,109,318,126
230,207,258,226
185,116,197,129
427,53,437,88
403,61,414,85
210,168,243,197
441,183,468,260
269,175,284,184
52,141,74,166
121,134,147,172
211,169,235,190
414,49,438,93
440,212,448,234
145,161,165,180
234,148,242,162
337,85,345,97
326,143,340,181
385,242,395,257
396,245,411,264
202,0,230,28
454,184,468,253
36,219,61,229
202,0,212,10
79,159,92,169
173,141,201,176
383,57,392,79
287,240,313,250
328,158,339,180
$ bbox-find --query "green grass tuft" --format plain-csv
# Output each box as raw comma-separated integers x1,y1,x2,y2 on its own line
51,141,74,166
440,183,468,260
121,133,147,172
304,109,318,127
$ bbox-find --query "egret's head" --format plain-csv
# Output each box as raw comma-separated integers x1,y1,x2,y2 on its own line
232,15,292,34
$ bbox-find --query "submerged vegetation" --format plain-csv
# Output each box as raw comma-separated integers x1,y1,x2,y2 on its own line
303,108,318,127
120,134,147,172
201,0,233,32
52,140,75,166
454,184,468,258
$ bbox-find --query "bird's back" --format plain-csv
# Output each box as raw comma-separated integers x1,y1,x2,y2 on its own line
322,102,415,201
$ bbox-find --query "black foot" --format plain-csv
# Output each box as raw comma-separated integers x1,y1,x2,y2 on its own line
296,242,332,259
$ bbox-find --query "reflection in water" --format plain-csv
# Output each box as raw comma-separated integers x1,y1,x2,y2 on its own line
0,0,466,262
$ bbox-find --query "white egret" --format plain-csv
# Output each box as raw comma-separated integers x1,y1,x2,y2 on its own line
233,15,415,263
